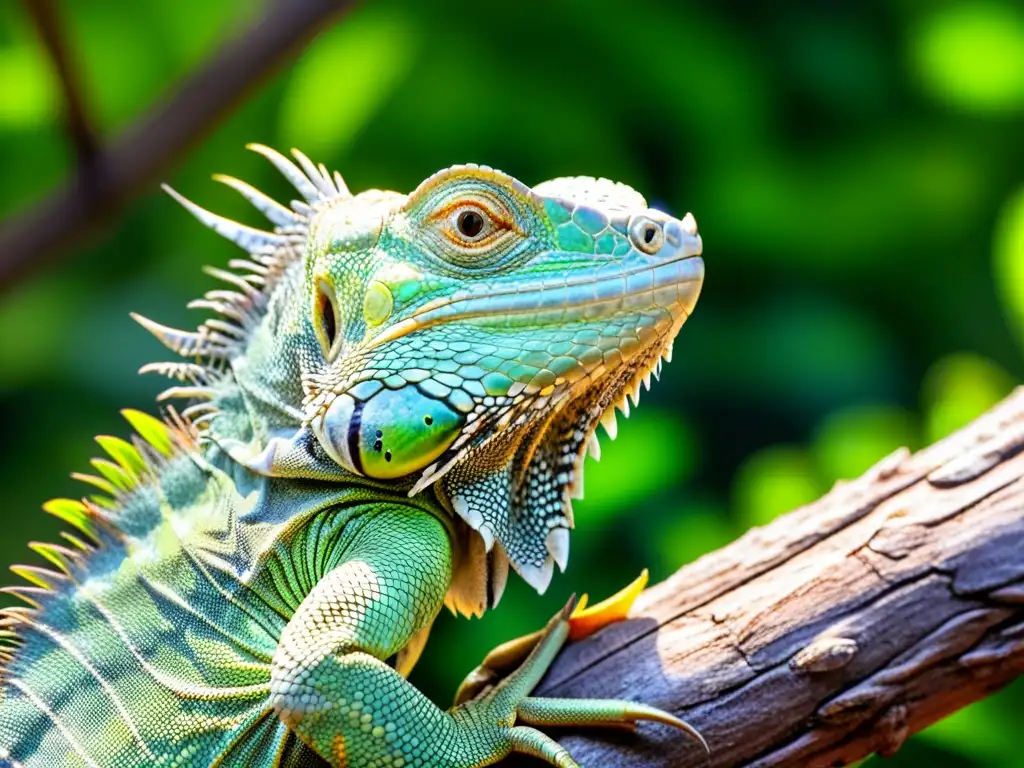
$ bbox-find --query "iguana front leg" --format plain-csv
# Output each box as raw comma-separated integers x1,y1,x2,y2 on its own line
269,506,695,767
269,505,458,765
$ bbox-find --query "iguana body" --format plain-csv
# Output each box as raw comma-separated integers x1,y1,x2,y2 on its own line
0,148,704,767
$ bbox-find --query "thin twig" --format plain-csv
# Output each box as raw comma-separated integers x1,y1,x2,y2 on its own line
0,0,361,293
22,0,99,168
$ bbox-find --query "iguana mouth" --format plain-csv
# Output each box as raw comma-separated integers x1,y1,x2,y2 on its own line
365,237,703,351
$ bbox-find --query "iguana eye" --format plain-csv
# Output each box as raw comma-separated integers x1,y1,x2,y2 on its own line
314,278,341,360
456,209,485,239
443,203,500,246
417,185,526,267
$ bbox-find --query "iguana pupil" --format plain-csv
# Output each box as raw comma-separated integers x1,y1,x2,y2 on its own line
457,209,484,237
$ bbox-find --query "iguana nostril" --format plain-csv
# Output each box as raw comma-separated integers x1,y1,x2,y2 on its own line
628,215,665,254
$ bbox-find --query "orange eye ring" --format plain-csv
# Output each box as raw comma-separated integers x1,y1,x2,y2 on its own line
429,200,517,248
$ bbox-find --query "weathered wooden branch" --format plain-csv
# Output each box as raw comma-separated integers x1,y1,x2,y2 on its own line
0,0,360,294
511,388,1024,767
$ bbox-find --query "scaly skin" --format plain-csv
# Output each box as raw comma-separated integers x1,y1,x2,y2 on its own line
0,147,704,767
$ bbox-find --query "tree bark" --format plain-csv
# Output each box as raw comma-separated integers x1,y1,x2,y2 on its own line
511,388,1024,767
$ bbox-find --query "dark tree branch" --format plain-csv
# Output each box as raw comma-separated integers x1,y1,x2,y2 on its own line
23,0,99,167
0,0,361,294
506,389,1024,767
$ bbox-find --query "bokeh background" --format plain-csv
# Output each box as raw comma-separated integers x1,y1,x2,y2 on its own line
1,0,1022,764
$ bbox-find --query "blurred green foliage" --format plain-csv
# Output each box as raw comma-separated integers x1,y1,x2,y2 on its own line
1,0,1022,764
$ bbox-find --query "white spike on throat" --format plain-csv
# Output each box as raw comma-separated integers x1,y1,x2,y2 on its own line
203,266,262,299
546,528,570,572
600,408,618,440
629,379,642,407
516,557,554,594
156,386,215,402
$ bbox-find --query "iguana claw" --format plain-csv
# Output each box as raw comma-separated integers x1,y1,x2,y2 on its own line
451,591,707,766
455,570,650,705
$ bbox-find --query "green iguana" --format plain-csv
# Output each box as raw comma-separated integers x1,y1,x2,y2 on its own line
0,146,704,767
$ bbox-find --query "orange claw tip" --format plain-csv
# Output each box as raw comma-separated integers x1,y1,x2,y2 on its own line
568,568,649,641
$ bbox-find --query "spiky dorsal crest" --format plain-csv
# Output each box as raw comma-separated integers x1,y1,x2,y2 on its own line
0,409,197,672
134,145,352,405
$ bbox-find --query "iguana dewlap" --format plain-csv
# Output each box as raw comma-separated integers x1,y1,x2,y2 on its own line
0,148,704,767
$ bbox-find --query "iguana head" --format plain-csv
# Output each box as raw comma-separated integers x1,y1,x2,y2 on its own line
143,147,702,600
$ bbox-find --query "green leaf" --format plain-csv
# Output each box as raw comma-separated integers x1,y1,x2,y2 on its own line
62,2,172,131
648,500,735,578
278,7,419,156
914,682,1024,765
733,445,823,528
0,276,80,391
921,353,1015,443
813,404,918,483
0,40,58,129
910,1,1024,113
993,186,1024,348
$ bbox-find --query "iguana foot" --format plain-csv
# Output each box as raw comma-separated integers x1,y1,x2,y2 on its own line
455,570,651,704
277,561,703,768
450,581,706,767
